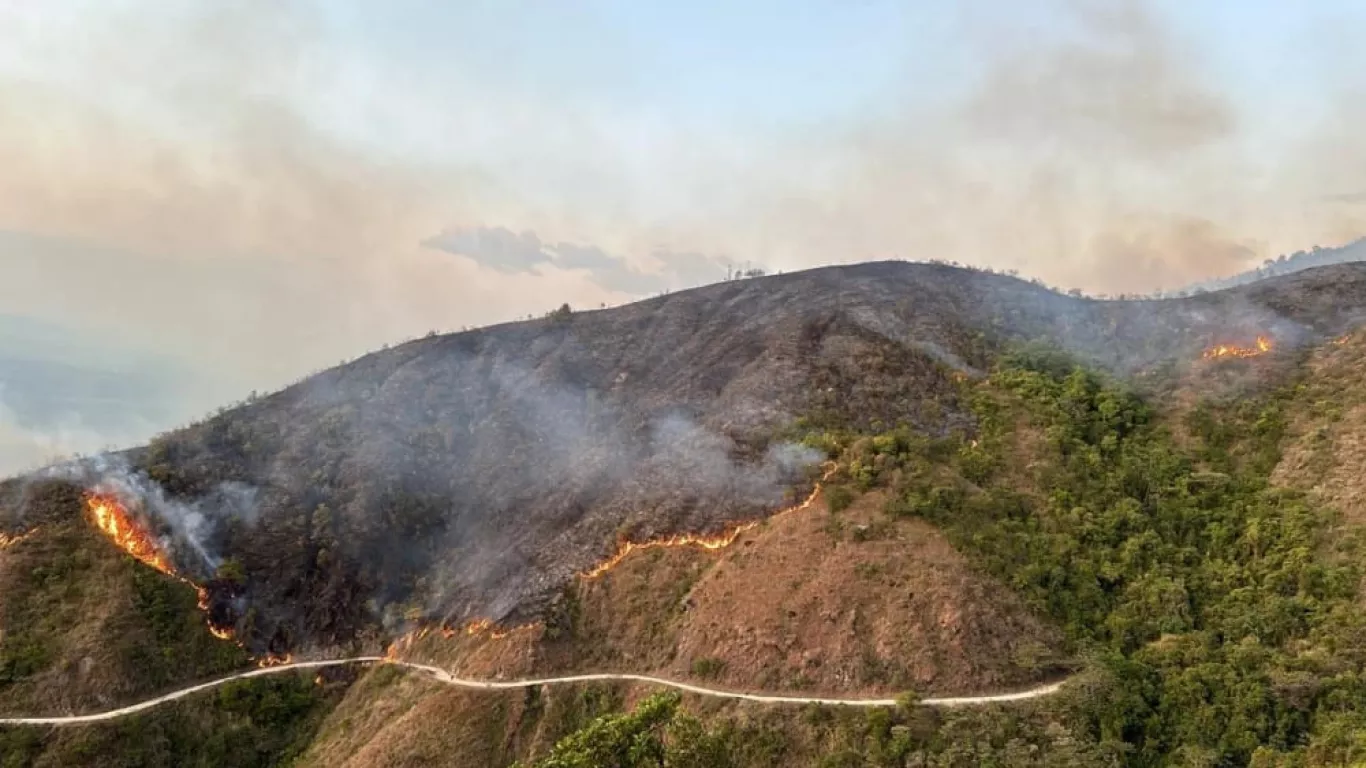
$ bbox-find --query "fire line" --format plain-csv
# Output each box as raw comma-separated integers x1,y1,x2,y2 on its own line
385,464,840,659
385,616,536,660
1202,335,1273,360
83,491,287,662
0,528,38,550
91,465,838,667
579,464,836,581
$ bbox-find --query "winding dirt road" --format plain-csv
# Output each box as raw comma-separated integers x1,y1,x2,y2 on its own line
0,658,1069,727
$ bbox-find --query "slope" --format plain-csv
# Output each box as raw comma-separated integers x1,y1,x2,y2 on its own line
0,480,248,718
9,261,1361,662
8,261,1366,766
298,332,1366,766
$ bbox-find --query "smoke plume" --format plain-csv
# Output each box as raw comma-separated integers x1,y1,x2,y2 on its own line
36,454,260,576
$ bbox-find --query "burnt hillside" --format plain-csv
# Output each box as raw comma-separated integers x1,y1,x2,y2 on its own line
10,260,1366,654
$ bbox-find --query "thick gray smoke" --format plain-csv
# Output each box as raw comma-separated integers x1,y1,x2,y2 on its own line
648,414,823,502
283,345,831,627
7,333,827,636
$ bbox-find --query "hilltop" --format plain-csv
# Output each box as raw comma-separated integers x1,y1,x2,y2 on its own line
1180,237,1366,295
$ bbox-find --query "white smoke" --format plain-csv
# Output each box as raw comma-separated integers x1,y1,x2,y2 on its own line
39,453,260,575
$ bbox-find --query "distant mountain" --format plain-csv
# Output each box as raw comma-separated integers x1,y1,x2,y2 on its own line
0,314,201,474
1178,237,1366,294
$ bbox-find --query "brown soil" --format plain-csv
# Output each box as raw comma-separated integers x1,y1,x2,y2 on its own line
531,488,1064,697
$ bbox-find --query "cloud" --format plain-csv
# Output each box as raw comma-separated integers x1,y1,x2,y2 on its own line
704,0,1366,295
421,228,553,274
0,1,631,405
424,225,732,295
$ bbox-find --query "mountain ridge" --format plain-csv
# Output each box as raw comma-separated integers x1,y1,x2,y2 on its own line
9,259,1366,656
10,259,1366,764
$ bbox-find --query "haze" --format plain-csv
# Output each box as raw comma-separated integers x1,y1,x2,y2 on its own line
2,0,1364,474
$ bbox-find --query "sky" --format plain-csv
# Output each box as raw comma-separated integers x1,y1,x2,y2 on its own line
1,0,1364,472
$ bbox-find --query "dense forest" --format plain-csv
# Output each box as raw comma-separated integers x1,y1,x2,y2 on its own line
519,345,1366,766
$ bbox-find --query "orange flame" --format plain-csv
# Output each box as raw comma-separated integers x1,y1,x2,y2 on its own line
377,469,834,660
579,465,836,580
206,608,235,640
384,616,536,660
579,525,760,580
1333,333,1352,346
84,492,239,644
463,618,493,636
257,653,294,668
385,627,421,660
1202,335,1273,360
87,493,175,575
0,528,37,550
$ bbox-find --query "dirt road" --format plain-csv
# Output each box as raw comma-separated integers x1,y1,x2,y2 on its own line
0,658,1069,726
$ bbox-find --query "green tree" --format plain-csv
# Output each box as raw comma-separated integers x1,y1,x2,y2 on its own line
521,692,680,768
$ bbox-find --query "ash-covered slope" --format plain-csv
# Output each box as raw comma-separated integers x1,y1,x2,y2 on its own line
13,260,1366,654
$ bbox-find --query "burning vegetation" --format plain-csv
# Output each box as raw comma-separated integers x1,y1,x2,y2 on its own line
86,493,175,575
579,525,763,580
580,465,835,581
1202,335,1273,360
83,460,833,667
0,528,38,550
83,491,240,646
84,491,296,666
384,616,536,660
382,465,836,660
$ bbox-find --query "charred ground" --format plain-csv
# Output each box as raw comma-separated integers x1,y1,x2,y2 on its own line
7,261,1366,659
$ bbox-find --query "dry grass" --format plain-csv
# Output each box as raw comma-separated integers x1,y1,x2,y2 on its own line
298,666,644,768
531,488,1063,697
0,481,249,716
0,524,136,711
1272,331,1366,524
297,666,523,768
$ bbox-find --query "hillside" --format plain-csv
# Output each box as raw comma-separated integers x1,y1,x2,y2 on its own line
8,261,1366,765
8,261,1364,655
0,482,249,717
